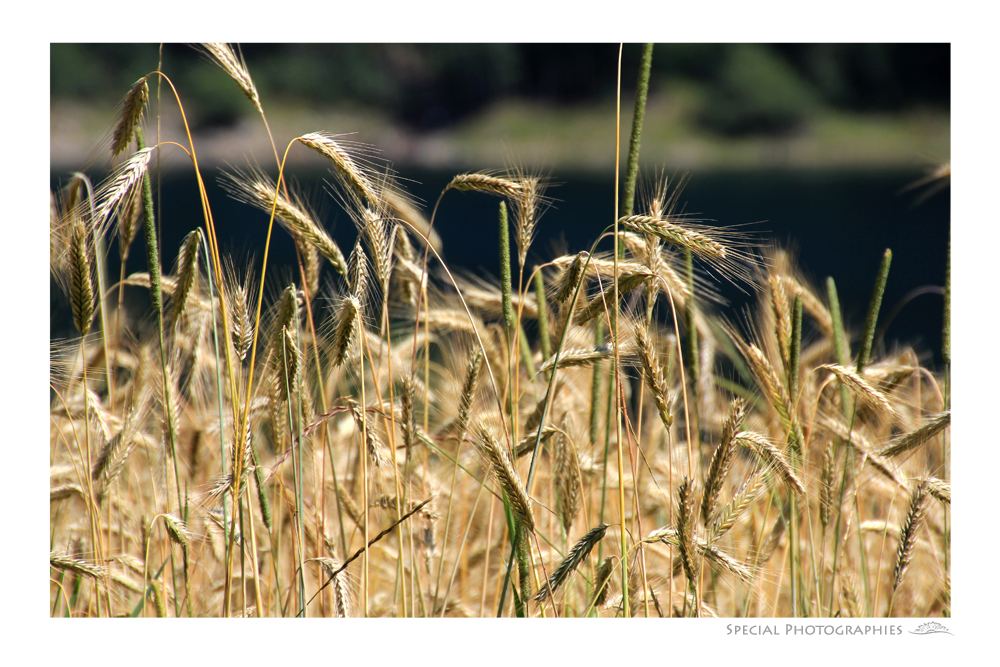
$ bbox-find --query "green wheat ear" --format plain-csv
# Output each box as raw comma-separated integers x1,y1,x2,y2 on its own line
858,248,892,373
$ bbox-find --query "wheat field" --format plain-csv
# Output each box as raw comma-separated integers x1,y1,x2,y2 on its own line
49,43,950,619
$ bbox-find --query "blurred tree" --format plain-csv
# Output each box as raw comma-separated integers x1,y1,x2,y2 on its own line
50,43,949,135
698,44,820,136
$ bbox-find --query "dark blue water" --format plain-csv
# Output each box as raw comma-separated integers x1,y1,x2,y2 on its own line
51,166,950,367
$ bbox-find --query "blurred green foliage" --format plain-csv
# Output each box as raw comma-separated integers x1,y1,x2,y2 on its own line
50,43,948,136
699,44,820,136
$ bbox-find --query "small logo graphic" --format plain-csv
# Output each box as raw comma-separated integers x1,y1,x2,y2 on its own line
910,621,952,636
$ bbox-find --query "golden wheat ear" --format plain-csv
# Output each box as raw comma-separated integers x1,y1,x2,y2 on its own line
474,421,534,533
201,43,262,114
221,168,349,278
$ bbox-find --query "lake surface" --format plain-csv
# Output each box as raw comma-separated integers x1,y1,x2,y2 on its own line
51,166,950,367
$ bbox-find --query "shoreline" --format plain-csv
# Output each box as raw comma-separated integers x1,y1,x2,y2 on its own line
50,96,949,175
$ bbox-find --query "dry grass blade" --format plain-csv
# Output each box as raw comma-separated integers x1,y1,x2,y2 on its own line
732,431,805,495
475,421,534,532
819,364,897,418
534,523,609,604
880,411,950,458
111,76,149,156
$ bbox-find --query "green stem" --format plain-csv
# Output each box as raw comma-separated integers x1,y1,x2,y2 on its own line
857,249,892,374
136,127,187,611
620,43,654,219
826,277,852,414
534,270,551,361
684,248,700,450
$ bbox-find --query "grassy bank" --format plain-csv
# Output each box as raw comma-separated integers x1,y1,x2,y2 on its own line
51,90,949,173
